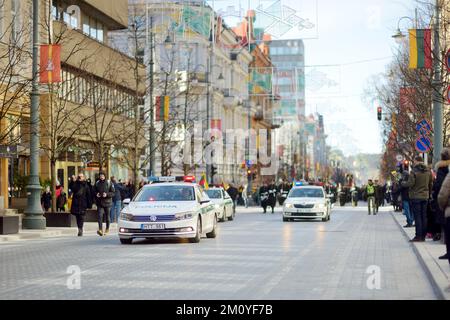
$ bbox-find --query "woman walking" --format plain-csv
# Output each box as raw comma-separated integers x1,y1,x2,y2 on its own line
70,173,93,237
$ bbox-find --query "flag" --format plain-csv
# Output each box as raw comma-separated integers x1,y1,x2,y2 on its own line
39,44,61,83
409,29,432,69
155,96,170,121
199,173,209,190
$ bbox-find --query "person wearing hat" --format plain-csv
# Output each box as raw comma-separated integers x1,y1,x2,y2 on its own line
93,171,115,236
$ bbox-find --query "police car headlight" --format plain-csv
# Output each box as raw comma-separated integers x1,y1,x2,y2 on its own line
284,203,294,209
315,203,325,209
120,212,133,221
175,212,194,220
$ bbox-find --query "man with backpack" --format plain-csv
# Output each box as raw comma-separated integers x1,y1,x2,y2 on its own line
93,172,115,236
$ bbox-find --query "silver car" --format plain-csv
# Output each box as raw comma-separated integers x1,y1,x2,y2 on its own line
282,186,331,222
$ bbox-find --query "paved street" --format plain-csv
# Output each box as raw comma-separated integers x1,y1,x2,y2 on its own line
0,205,436,300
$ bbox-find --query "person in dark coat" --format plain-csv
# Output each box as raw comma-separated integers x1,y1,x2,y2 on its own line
126,180,135,200
70,173,92,236
267,181,277,213
432,149,450,256
41,187,52,212
259,183,269,213
93,172,115,236
226,184,239,213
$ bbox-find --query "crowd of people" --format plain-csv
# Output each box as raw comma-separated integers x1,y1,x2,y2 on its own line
387,153,450,265
41,172,139,237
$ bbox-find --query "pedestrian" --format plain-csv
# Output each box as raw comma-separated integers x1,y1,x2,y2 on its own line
437,161,450,265
41,186,52,212
401,156,433,242
365,180,376,215
226,184,239,213
432,149,450,249
242,183,249,208
56,190,67,212
374,180,382,213
93,172,115,236
126,180,135,200
267,181,277,213
110,176,123,223
70,173,93,236
259,182,269,213
399,167,413,228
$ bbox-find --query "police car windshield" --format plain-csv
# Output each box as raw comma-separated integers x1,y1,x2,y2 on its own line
205,190,222,199
289,188,324,198
135,186,195,202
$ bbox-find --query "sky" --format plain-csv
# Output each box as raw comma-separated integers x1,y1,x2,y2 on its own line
206,0,417,156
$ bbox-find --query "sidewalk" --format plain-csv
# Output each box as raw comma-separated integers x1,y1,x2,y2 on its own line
391,210,450,300
0,222,118,243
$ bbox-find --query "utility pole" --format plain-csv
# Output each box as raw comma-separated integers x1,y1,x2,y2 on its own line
23,0,46,229
432,0,442,165
148,16,155,176
206,46,211,183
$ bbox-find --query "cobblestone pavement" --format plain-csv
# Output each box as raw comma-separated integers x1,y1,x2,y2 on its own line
0,205,436,300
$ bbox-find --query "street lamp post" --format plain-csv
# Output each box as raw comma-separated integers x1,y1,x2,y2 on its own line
146,15,156,177
23,0,46,229
432,0,443,165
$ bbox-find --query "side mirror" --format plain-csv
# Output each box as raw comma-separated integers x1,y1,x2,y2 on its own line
123,198,131,205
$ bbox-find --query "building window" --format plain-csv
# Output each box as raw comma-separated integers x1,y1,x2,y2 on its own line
82,15,105,43
11,0,21,44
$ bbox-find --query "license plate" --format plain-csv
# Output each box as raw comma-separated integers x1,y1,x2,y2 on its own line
298,209,312,213
141,224,165,230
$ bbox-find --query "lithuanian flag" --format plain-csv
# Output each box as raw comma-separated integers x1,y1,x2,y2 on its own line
155,96,170,121
199,173,209,190
409,29,432,69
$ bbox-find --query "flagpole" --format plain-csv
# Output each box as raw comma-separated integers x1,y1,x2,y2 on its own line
23,0,46,229
432,0,442,166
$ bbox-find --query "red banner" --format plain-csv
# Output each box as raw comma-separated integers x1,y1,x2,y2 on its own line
40,45,61,83
211,119,222,131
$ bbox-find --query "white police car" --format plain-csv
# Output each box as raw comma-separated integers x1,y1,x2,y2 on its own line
205,187,234,222
118,177,218,244
282,185,331,222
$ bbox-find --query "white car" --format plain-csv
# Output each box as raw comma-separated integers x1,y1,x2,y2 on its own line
205,188,235,222
118,181,218,244
282,186,331,222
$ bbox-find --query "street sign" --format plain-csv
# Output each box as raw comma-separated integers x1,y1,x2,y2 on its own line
415,135,432,153
416,119,432,134
0,145,18,158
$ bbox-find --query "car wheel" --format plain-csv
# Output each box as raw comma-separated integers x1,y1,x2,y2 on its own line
120,238,133,245
189,217,202,243
206,215,218,238
328,214,331,221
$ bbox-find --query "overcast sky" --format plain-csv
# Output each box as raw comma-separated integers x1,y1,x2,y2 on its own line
208,0,417,156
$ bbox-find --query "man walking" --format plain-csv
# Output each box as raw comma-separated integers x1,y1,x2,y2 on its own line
401,156,433,242
70,173,93,236
226,184,239,213
93,172,115,236
366,180,376,215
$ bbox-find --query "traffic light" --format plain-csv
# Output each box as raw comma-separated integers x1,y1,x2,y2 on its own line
377,107,382,121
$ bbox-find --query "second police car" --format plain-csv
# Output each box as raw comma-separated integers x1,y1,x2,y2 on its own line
118,177,218,244
205,187,235,222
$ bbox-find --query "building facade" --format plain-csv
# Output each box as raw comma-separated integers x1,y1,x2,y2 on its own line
0,0,146,209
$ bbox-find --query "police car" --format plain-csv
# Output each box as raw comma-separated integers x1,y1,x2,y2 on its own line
282,184,331,222
118,177,218,244
205,187,234,222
